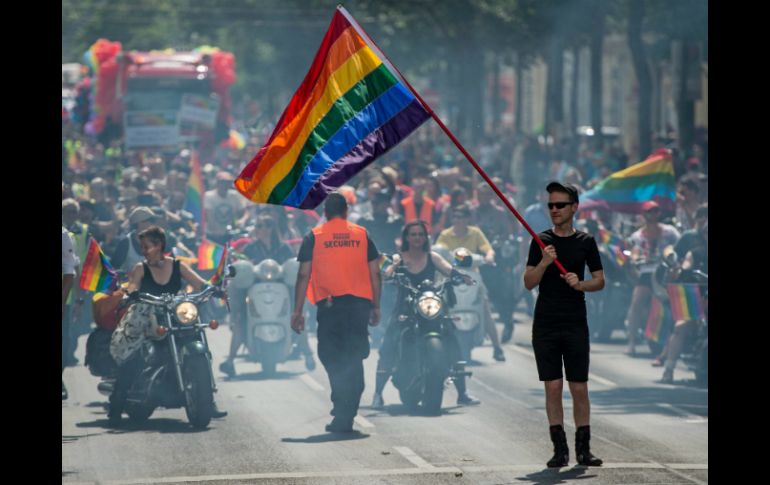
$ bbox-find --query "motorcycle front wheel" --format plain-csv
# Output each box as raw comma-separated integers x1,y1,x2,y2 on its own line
421,337,447,416
183,354,214,429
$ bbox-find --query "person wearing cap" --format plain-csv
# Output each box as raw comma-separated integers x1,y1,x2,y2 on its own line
111,206,159,271
523,181,605,468
436,203,506,362
624,200,681,356
291,193,382,433
204,171,247,245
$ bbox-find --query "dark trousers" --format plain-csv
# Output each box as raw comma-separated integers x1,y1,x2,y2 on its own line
109,352,143,414
316,297,371,421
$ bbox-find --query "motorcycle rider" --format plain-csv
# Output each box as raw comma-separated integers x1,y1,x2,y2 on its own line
435,203,505,362
108,226,227,426
371,220,479,409
219,214,314,376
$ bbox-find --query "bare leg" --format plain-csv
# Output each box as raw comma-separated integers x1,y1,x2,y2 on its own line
625,285,651,353
544,379,564,426
663,320,694,380
568,381,590,428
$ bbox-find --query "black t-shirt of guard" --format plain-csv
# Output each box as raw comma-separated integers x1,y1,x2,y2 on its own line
527,229,603,325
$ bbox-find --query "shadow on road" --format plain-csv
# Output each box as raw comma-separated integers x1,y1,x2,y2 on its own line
586,386,708,418
281,431,370,443
219,370,304,382
517,466,596,484
77,417,212,434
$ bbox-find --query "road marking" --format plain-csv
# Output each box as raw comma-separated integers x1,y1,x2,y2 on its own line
508,343,617,387
393,446,434,469
64,462,708,484
300,374,324,391
656,403,708,423
354,414,375,428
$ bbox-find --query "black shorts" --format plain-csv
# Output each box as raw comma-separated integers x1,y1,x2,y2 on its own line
532,323,590,382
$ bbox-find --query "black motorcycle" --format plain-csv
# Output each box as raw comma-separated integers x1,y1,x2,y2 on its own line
89,282,231,429
389,269,471,416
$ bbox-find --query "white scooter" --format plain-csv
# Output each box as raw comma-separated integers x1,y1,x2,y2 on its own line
432,246,486,362
229,258,295,375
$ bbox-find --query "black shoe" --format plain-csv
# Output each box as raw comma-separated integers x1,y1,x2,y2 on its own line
62,381,68,401
493,347,506,362
304,353,316,371
107,408,122,427
212,402,228,418
575,426,603,466
219,360,236,378
547,425,569,468
325,417,354,433
501,324,513,344
457,393,481,406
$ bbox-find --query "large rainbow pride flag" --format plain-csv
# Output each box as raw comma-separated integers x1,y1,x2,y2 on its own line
79,238,117,293
580,150,676,214
235,6,430,209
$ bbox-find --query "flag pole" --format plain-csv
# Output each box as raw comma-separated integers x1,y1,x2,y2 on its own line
339,5,568,275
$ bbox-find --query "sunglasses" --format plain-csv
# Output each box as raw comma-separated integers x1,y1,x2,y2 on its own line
547,202,574,210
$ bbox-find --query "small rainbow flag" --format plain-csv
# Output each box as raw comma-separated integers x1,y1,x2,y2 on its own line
183,151,206,236
644,297,666,342
597,228,629,267
580,151,676,214
197,239,225,271
208,245,228,285
79,238,117,293
667,284,705,322
235,6,430,209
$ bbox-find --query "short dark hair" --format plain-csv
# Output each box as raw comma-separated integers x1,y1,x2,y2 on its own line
400,220,430,252
138,226,166,252
324,192,348,219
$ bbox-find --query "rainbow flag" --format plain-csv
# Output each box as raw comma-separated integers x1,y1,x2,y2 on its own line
235,6,430,210
79,238,117,293
580,151,676,214
183,151,206,236
208,245,228,285
597,228,629,267
644,297,666,342
197,239,225,271
667,283,705,322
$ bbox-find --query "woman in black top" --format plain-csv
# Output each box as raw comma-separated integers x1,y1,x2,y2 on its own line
109,226,224,425
370,220,478,410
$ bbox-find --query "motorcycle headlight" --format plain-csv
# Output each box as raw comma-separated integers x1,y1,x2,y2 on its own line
417,292,442,319
175,302,199,325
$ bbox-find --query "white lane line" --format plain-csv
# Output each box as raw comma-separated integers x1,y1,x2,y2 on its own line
354,414,375,428
393,446,435,469
508,344,617,387
65,466,463,484
656,403,707,422
300,373,325,391
461,462,708,472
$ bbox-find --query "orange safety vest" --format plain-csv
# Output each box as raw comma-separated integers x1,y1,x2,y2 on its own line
307,218,374,305
400,196,435,234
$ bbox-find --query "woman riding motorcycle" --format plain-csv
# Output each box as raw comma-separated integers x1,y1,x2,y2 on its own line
371,220,479,410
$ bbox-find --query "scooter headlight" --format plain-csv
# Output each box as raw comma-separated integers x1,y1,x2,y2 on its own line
417,292,442,319
175,302,199,325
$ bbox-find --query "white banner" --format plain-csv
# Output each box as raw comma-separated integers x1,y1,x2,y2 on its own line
124,111,179,148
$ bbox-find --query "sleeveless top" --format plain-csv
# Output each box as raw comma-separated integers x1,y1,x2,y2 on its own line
140,259,183,296
394,253,438,313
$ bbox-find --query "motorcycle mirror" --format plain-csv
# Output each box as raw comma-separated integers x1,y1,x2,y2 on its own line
227,265,237,278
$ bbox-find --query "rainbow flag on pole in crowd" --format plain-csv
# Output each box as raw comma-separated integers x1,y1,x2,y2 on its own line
197,239,225,271
208,245,228,285
667,283,705,322
79,238,117,293
234,6,430,209
580,150,677,214
597,228,630,267
645,296,667,342
184,151,206,236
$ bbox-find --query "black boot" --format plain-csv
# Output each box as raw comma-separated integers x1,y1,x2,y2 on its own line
575,425,603,466
547,424,569,467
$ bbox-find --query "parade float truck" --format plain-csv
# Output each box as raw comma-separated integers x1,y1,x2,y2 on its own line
78,39,236,153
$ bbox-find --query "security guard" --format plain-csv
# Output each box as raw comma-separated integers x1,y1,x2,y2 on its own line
291,193,382,433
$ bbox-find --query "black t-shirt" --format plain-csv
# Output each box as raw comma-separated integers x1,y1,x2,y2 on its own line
297,231,380,262
527,229,603,325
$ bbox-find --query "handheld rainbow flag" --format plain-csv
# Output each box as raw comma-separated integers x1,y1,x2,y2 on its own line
645,296,666,342
183,151,206,236
235,6,430,209
597,228,629,267
79,238,117,292
197,239,225,271
580,150,676,214
667,283,705,322
208,244,228,285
